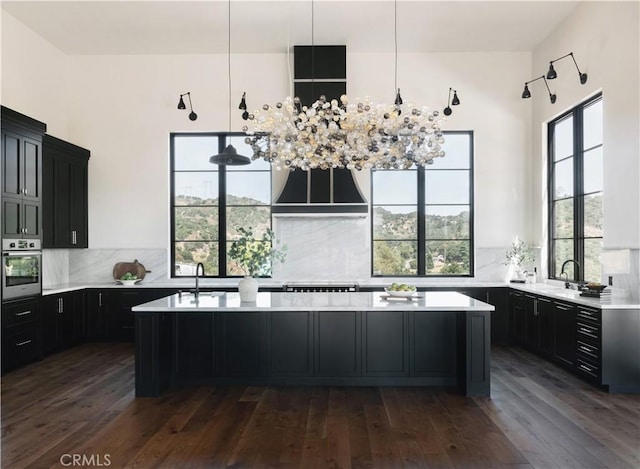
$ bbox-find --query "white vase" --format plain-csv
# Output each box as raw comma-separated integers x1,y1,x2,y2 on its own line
238,276,259,302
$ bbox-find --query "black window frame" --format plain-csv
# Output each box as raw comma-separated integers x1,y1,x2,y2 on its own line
370,130,475,277
547,92,603,282
170,132,272,278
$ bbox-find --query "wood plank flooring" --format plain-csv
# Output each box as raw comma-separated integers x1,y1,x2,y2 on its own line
1,343,638,468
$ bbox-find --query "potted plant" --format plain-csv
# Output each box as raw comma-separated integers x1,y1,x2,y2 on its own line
228,227,286,302
503,236,535,282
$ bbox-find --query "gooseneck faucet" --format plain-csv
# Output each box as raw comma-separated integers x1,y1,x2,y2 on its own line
560,259,581,288
194,262,205,298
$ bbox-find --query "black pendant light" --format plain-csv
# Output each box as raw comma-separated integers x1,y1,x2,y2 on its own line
210,0,250,166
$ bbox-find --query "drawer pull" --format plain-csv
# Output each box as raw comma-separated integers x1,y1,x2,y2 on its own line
16,339,32,347
15,311,32,317
579,345,595,353
579,364,592,372
578,327,595,334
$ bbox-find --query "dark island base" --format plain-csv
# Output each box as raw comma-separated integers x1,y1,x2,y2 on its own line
135,310,491,398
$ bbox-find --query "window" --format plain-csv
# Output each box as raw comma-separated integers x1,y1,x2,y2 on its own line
371,131,473,276
548,93,603,282
171,133,272,277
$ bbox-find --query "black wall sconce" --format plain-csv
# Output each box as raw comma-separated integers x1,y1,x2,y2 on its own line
177,92,197,121
521,75,556,104
239,92,250,121
546,52,588,84
443,87,460,116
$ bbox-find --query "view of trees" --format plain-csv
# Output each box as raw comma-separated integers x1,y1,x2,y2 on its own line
372,206,471,275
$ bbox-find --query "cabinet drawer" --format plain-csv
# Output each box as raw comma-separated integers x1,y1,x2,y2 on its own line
576,358,600,380
3,304,38,327
576,340,600,361
576,321,600,341
2,324,40,372
576,308,600,324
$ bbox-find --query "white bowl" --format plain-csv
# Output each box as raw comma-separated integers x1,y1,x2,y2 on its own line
384,287,416,298
119,279,139,286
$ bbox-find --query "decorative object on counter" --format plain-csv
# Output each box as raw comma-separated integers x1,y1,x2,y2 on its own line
241,0,445,171
113,259,149,282
177,92,197,121
503,236,535,283
443,87,461,116
228,227,286,302
384,282,417,298
580,282,609,298
208,0,251,166
118,272,140,286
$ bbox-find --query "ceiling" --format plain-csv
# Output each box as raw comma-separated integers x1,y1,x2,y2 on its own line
2,0,580,55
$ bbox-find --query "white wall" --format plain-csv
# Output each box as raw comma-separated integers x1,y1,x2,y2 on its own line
5,4,637,285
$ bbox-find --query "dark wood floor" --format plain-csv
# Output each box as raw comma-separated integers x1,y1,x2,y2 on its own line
2,344,638,469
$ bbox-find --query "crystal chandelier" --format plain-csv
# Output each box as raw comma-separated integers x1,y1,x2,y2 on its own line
240,0,445,171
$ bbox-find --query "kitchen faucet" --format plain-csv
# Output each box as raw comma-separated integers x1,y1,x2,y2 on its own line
194,262,205,298
560,259,581,289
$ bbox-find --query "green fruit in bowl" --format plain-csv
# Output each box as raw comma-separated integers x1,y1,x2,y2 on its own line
120,272,138,281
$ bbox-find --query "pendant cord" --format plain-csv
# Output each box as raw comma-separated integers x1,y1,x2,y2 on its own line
394,0,398,92
228,0,232,132
311,0,315,101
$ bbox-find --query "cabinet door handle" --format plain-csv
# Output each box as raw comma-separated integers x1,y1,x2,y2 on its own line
16,339,32,347
99,293,103,307
15,310,32,317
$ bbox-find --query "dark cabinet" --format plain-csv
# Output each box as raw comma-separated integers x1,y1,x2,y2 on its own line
220,312,266,377
85,290,110,341
524,294,539,349
269,311,313,377
108,289,173,342
42,135,89,248
575,307,601,382
363,310,407,376
315,311,361,377
461,287,510,344
510,291,526,344
554,301,576,366
1,296,41,373
1,107,46,239
174,313,216,378
41,291,83,355
537,296,554,356
411,311,456,378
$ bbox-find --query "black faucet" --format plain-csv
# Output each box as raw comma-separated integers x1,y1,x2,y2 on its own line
560,259,581,289
194,262,205,298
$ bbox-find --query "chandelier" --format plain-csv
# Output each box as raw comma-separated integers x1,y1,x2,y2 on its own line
239,0,446,171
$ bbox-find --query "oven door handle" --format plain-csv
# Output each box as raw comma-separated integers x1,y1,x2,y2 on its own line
3,251,42,257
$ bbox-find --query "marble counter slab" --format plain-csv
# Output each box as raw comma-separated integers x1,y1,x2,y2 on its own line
131,291,495,313
509,283,640,310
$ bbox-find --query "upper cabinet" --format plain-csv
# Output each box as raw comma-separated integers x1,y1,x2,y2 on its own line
42,135,90,248
1,106,47,240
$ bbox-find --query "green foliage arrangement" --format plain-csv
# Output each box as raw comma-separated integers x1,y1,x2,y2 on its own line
228,227,286,277
503,237,535,267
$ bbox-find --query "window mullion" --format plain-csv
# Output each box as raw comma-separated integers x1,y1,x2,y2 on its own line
417,168,426,275
219,135,227,276
574,108,585,282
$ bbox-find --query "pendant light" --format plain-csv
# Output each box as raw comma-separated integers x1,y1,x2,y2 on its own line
210,0,250,166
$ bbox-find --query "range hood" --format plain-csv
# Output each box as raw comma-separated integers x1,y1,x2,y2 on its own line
273,45,367,215
273,168,367,214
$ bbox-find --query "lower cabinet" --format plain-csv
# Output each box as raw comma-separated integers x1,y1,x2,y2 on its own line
315,311,361,377
363,310,407,376
174,313,216,378
554,301,576,366
1,296,41,373
220,312,266,377
41,291,83,355
510,291,526,344
269,311,313,377
411,311,456,378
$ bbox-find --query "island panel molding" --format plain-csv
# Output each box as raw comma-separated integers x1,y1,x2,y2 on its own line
133,291,493,397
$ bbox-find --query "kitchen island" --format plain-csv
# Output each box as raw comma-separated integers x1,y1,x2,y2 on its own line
132,291,494,397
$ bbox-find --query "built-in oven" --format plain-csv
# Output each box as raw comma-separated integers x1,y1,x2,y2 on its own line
2,239,42,301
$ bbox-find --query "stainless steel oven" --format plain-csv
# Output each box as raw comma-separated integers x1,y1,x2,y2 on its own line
2,239,42,300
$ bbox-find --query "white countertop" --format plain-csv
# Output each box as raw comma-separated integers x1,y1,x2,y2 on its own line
41,280,640,310
131,291,496,312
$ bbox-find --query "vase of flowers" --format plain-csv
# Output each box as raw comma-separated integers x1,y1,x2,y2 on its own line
503,236,535,282
228,227,286,302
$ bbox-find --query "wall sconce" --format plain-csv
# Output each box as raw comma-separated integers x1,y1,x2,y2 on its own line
546,52,588,84
521,75,556,104
239,92,250,121
443,87,460,116
177,92,197,121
